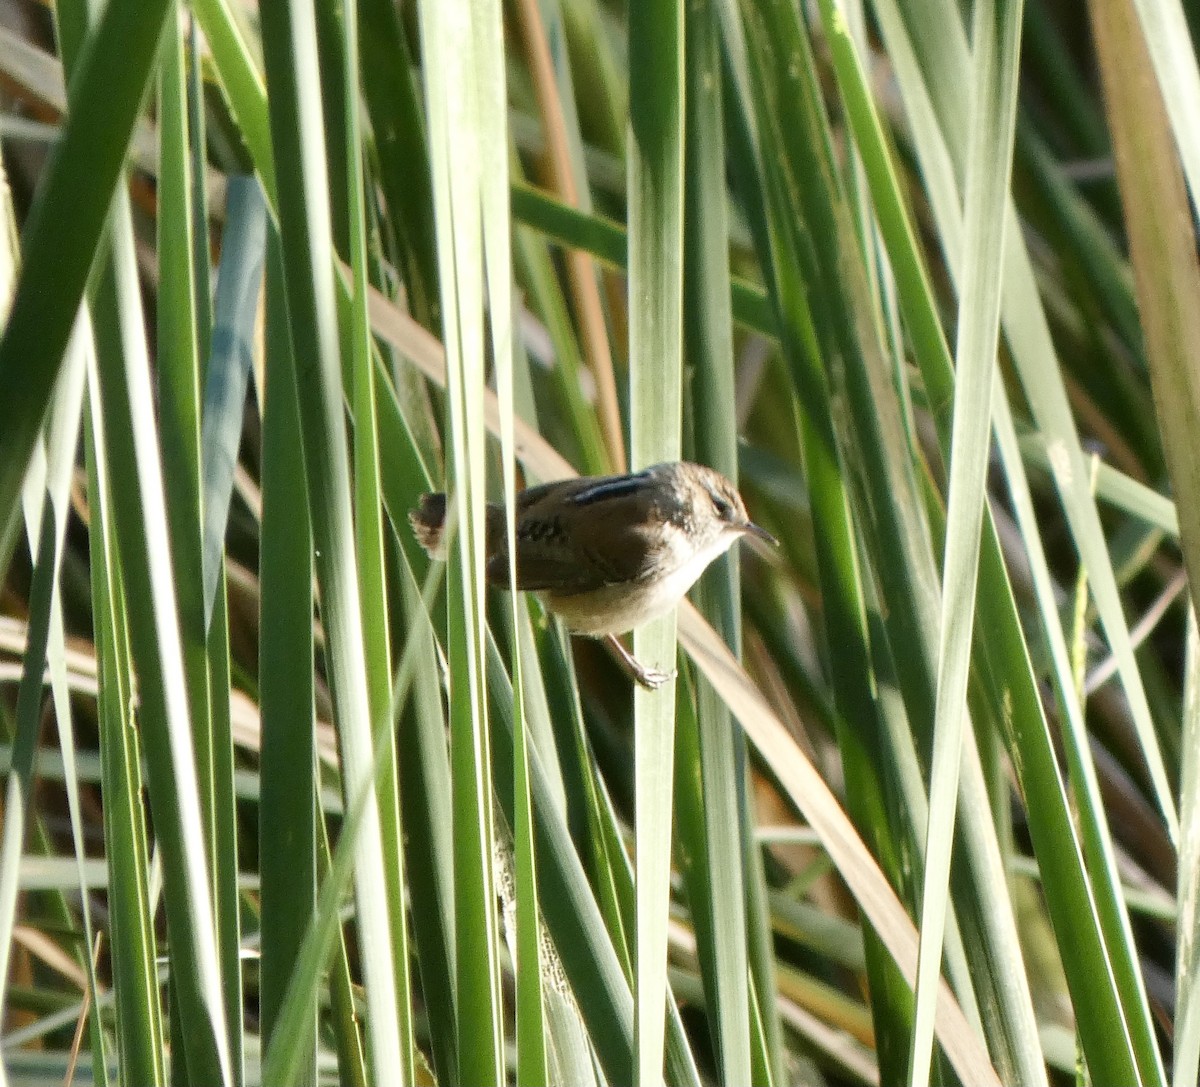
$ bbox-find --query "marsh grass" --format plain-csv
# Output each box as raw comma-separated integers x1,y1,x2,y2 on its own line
0,1,1198,1085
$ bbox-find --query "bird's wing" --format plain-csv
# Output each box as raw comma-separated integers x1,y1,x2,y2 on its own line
496,518,665,592
479,469,670,592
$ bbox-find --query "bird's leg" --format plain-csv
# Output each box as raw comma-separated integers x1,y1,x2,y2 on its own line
603,634,675,690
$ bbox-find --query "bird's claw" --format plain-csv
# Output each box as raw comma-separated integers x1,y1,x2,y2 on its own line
633,665,676,691
604,634,676,691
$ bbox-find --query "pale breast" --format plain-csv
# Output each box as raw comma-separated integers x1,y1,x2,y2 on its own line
539,530,738,636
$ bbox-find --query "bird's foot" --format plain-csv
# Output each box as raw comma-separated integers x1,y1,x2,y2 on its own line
604,634,676,690
633,664,676,690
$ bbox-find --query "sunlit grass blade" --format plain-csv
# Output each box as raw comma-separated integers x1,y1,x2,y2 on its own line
1179,608,1200,1087
678,1,764,1082
258,2,406,1080
677,607,1002,1085
735,3,942,1077
1093,0,1200,711
342,0,418,1076
84,355,166,1087
189,0,275,204
485,634,707,1087
902,0,1179,846
357,0,439,328
510,182,776,338
472,1,550,1079
1090,7,1200,1085
417,2,507,1081
1125,0,1200,224
813,2,1148,1082
910,2,1024,1083
33,342,108,1085
877,1,1168,1080
627,0,686,1081
90,192,233,1085
147,12,246,1083
261,563,441,1087
372,367,459,1085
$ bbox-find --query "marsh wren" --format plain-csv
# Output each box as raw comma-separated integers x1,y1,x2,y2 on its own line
409,461,776,689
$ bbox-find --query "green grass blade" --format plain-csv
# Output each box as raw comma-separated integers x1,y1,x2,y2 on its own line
342,0,418,1077
356,0,439,328
417,2,507,1081
258,232,318,1080
1179,608,1200,1087
0,492,56,1031
261,576,438,1087
474,0,550,1078
1095,0,1200,724
0,0,171,572
159,25,248,1076
85,379,166,1087
34,341,109,1086
628,0,686,1081
900,0,1179,849
189,0,276,204
91,195,233,1085
678,2,763,1082
909,1,1024,1082
257,3,407,1080
877,1,1168,1079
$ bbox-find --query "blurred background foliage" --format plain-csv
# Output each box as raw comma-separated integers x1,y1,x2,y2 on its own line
1,0,1199,1084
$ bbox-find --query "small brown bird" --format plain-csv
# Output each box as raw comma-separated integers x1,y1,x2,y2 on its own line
409,461,776,688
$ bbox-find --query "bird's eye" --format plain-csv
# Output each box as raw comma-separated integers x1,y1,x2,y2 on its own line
711,493,734,521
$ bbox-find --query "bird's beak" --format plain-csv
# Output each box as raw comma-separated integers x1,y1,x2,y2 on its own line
741,520,779,548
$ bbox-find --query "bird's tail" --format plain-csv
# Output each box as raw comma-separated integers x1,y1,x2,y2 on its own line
409,493,449,559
